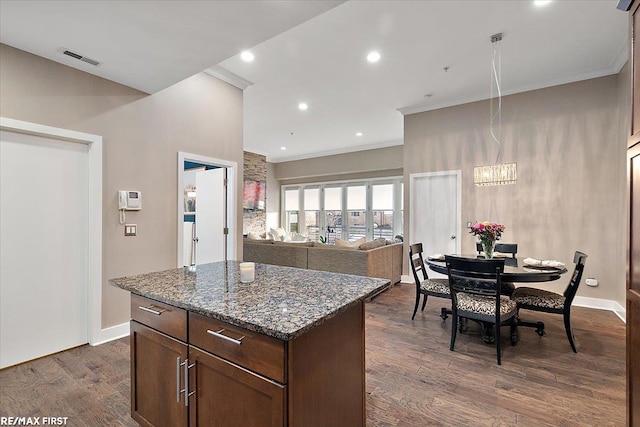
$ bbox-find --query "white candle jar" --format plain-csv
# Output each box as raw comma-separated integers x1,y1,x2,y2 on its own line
239,262,255,283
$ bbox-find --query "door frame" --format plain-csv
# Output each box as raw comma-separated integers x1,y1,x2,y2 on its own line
177,152,237,267
0,117,103,345
409,170,462,254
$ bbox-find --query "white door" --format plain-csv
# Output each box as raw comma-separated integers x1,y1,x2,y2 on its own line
1,130,88,368
410,171,461,277
195,168,226,264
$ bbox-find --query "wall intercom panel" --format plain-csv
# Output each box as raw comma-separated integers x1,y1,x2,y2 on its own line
118,190,142,210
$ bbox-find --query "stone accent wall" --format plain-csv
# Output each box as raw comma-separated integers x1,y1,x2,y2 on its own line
243,151,266,235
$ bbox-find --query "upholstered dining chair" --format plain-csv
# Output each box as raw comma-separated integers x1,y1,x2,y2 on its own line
409,243,451,321
476,242,518,258
476,242,518,296
511,251,588,352
445,256,517,365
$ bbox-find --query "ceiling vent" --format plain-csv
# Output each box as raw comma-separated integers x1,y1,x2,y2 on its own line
61,49,100,66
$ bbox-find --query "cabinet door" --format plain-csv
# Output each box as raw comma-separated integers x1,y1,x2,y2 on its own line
131,321,188,427
188,346,285,427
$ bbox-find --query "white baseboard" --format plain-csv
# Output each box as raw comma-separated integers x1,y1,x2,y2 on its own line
90,322,130,346
573,296,626,323
398,277,626,323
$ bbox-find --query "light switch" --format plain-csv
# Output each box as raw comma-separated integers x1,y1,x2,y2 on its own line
125,224,137,236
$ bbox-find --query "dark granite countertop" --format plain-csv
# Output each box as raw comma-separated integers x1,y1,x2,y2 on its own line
110,261,389,341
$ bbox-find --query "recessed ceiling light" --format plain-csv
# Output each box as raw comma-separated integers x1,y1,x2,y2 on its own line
534,0,551,6
367,51,381,63
298,103,308,111
240,51,255,62
356,132,363,137
281,146,287,150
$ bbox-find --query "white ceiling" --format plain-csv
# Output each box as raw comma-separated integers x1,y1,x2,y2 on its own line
0,1,628,163
0,0,343,93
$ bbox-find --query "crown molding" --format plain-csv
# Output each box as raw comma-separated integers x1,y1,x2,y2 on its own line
204,65,253,90
398,65,625,116
612,39,629,73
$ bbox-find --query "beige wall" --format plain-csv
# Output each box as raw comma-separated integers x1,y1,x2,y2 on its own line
274,145,403,183
269,145,403,227
404,75,627,306
0,44,244,328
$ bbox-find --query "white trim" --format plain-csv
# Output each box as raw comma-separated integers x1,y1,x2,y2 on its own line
398,66,624,117
90,322,130,346
0,117,103,346
177,152,238,267
401,274,412,284
573,296,626,324
612,39,629,73
204,66,253,90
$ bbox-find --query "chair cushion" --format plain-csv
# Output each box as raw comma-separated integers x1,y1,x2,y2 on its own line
512,287,565,310
457,293,517,317
420,278,450,295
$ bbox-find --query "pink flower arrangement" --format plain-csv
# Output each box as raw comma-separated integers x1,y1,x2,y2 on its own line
469,221,505,242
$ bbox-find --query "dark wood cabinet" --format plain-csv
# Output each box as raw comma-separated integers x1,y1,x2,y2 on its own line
130,321,188,427
188,346,285,427
129,294,366,426
626,1,640,425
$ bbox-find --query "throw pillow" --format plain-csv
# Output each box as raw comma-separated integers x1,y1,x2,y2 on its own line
358,239,386,251
269,227,287,241
335,237,366,248
290,232,308,242
247,232,263,240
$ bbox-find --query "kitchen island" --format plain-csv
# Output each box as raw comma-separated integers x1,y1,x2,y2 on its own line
110,261,389,427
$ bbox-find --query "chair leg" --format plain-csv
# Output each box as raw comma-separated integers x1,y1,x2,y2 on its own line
510,318,518,346
411,292,420,320
421,294,428,312
496,322,502,365
564,310,577,353
450,312,458,351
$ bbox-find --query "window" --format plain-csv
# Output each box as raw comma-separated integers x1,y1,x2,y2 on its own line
347,185,367,241
304,188,320,241
281,177,403,242
372,183,394,240
284,188,299,233
323,186,342,244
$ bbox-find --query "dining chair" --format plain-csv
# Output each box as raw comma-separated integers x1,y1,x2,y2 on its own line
476,242,518,296
511,251,588,352
476,242,518,258
445,256,517,365
409,243,451,321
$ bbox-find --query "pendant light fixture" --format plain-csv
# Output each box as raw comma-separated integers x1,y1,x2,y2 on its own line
474,33,517,186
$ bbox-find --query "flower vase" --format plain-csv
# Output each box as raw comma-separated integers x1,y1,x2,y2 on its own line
482,239,495,259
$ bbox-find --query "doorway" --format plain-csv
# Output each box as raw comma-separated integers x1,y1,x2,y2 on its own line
0,117,102,368
409,171,461,278
177,152,237,267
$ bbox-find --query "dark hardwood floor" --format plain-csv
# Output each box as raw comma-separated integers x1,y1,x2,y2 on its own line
0,283,626,426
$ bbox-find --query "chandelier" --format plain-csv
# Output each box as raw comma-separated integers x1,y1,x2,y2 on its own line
474,33,517,187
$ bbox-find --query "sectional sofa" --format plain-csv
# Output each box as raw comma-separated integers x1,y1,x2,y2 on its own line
243,238,403,285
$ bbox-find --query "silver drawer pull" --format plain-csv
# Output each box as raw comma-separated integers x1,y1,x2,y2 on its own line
138,305,166,315
206,328,244,345
176,357,183,403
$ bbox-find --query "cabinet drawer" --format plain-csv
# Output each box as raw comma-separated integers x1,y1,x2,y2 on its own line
189,312,285,383
131,294,187,342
